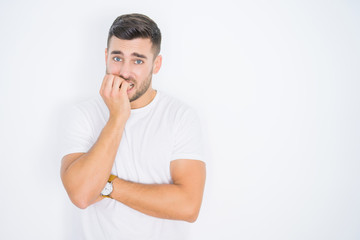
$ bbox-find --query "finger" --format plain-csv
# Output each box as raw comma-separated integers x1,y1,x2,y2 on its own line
119,81,130,95
103,74,114,94
112,77,121,94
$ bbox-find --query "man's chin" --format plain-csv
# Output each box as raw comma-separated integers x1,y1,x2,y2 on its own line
129,92,140,102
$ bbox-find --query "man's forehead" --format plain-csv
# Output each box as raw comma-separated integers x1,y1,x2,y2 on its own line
108,37,153,55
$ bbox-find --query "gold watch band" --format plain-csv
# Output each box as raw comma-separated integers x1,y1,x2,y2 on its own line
108,174,117,182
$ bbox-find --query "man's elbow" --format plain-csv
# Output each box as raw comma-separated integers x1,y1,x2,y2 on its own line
72,197,90,209
69,193,91,209
66,188,96,209
185,213,199,223
62,179,95,209
183,203,201,223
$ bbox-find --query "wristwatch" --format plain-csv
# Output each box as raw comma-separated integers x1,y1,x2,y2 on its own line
101,174,117,198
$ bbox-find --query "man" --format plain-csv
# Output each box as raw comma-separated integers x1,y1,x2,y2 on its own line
60,13,206,239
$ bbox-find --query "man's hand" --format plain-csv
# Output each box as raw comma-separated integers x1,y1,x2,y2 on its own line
100,74,131,120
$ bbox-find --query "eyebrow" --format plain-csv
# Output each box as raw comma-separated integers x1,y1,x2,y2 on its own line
110,50,147,59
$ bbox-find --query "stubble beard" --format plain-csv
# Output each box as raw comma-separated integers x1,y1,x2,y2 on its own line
129,72,153,102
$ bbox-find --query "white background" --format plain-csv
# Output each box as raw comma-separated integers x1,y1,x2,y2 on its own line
0,0,359,239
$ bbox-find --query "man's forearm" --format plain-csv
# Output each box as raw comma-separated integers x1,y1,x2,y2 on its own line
110,176,204,223
61,116,127,208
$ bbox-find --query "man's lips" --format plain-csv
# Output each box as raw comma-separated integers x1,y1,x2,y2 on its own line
127,82,135,92
120,80,135,91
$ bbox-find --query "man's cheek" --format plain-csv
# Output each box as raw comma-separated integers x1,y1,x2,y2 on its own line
108,65,121,76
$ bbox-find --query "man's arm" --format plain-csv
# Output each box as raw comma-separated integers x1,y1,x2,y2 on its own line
60,74,131,209
110,159,206,223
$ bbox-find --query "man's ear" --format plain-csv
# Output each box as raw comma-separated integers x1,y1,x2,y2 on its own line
153,55,162,74
105,48,108,64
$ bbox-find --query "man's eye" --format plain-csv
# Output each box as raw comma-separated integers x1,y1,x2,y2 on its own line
135,59,143,64
113,57,122,62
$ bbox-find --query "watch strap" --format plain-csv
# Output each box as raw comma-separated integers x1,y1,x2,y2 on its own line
108,174,117,183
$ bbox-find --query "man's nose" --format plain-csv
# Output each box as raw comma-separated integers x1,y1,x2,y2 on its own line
119,61,132,79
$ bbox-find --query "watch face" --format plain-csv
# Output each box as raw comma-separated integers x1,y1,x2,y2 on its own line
101,182,113,196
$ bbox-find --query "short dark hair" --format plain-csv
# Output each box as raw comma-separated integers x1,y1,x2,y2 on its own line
107,13,162,56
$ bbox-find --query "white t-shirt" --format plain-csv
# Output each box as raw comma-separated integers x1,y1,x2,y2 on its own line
61,90,205,240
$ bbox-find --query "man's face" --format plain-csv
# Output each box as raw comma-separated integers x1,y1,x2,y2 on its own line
105,36,161,103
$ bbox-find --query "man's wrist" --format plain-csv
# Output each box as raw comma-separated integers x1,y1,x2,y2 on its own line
107,115,128,130
108,176,119,199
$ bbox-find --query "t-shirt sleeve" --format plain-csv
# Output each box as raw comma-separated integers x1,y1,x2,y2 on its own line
59,105,95,158
171,108,205,163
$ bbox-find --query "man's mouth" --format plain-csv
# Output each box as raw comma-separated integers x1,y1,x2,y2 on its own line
129,83,135,90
